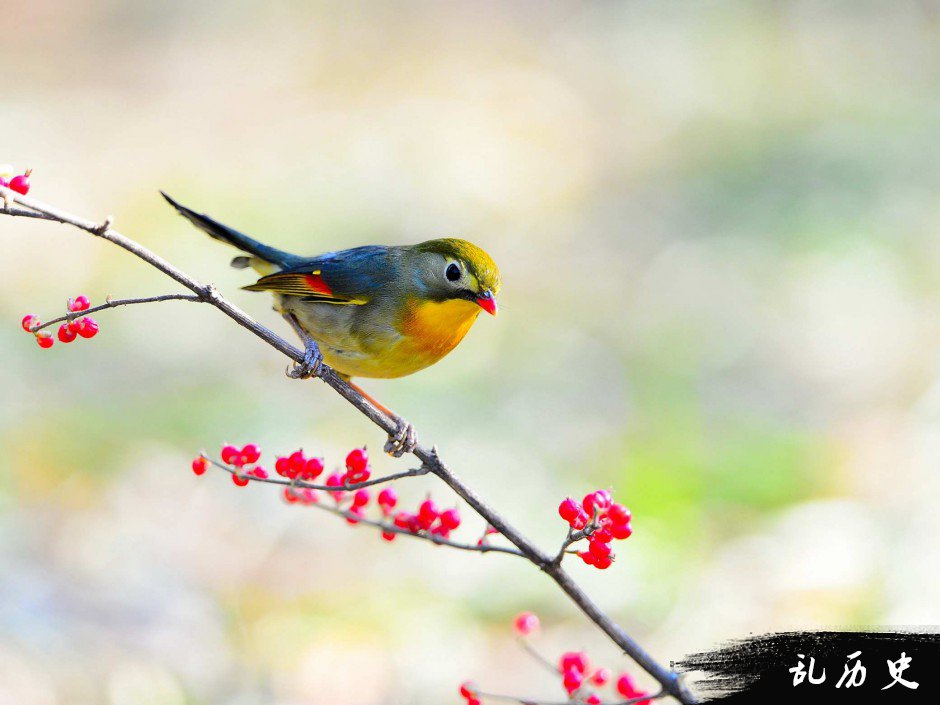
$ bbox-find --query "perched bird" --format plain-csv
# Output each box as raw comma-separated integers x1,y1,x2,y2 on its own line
162,192,500,455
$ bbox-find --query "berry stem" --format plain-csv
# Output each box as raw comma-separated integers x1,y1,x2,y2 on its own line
203,455,525,557
29,293,203,333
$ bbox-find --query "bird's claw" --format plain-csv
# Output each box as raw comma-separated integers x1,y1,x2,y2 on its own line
384,418,417,457
286,339,323,379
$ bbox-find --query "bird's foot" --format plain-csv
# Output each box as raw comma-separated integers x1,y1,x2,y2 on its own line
286,339,323,379
384,418,417,457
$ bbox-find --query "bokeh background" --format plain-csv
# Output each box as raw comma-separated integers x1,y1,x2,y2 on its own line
3,1,940,703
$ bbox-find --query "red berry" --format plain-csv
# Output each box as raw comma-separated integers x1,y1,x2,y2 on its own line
593,554,612,570
232,473,249,487
352,488,370,508
393,512,412,529
563,667,584,693
583,490,612,516
21,314,40,332
76,317,99,338
8,169,31,195
346,508,363,525
220,445,240,465
191,457,208,476
346,465,371,483
275,456,291,477
248,466,268,479
345,447,368,475
429,524,450,541
284,488,299,503
467,700,481,705
287,450,306,475
592,525,613,544
570,510,589,530
326,472,346,501
560,651,590,675
57,323,77,343
381,530,396,542
591,668,611,686
459,682,476,699
36,332,54,348
578,550,597,566
440,507,461,531
68,295,91,312
241,443,261,464
607,503,631,524
616,673,639,698
610,523,633,540
586,695,601,705
559,497,581,522
486,525,499,535
417,498,439,530
67,318,82,334
513,611,539,636
377,487,398,511
588,539,612,560
302,457,324,480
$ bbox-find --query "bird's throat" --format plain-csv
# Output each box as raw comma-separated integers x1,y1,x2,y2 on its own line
402,297,481,357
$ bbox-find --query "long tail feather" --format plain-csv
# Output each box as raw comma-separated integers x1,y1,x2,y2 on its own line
161,191,299,267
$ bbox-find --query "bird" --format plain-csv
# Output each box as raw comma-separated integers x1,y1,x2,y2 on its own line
161,192,501,456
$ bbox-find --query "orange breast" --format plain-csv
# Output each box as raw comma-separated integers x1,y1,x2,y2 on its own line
401,297,481,360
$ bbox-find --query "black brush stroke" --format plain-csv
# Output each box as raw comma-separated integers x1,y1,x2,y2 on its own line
675,630,940,703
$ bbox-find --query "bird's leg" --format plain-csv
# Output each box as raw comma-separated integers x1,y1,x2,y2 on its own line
282,312,323,379
346,380,418,457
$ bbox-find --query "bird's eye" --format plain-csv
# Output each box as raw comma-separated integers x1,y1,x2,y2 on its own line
445,263,461,282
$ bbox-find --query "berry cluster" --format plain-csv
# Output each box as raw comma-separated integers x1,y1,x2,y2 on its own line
558,490,633,570
0,164,32,195
213,443,269,485
21,295,99,349
191,444,461,545
458,612,653,704
391,496,461,542
274,448,326,482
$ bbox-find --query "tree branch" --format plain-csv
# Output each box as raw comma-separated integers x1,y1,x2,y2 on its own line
0,187,697,705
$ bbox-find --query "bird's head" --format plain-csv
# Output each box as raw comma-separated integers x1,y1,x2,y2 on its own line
408,238,501,315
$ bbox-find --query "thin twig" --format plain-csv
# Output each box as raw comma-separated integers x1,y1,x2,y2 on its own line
0,186,697,705
553,523,598,565
518,637,561,676
30,294,203,332
202,455,430,492
473,690,666,705
1,204,60,221
207,459,525,557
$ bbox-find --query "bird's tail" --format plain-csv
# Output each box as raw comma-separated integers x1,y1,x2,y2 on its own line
161,191,300,269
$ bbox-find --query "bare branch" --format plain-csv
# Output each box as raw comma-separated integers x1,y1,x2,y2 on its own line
0,186,697,705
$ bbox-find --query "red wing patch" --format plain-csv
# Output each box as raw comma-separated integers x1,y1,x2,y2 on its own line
303,273,333,296
243,270,365,304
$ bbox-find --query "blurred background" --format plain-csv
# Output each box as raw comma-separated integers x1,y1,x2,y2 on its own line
2,1,940,703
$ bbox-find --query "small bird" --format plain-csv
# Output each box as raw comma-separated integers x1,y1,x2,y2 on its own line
162,192,501,455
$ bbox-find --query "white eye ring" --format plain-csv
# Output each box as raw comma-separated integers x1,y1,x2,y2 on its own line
445,262,461,282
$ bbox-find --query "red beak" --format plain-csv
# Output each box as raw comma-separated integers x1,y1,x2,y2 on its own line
475,292,498,316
